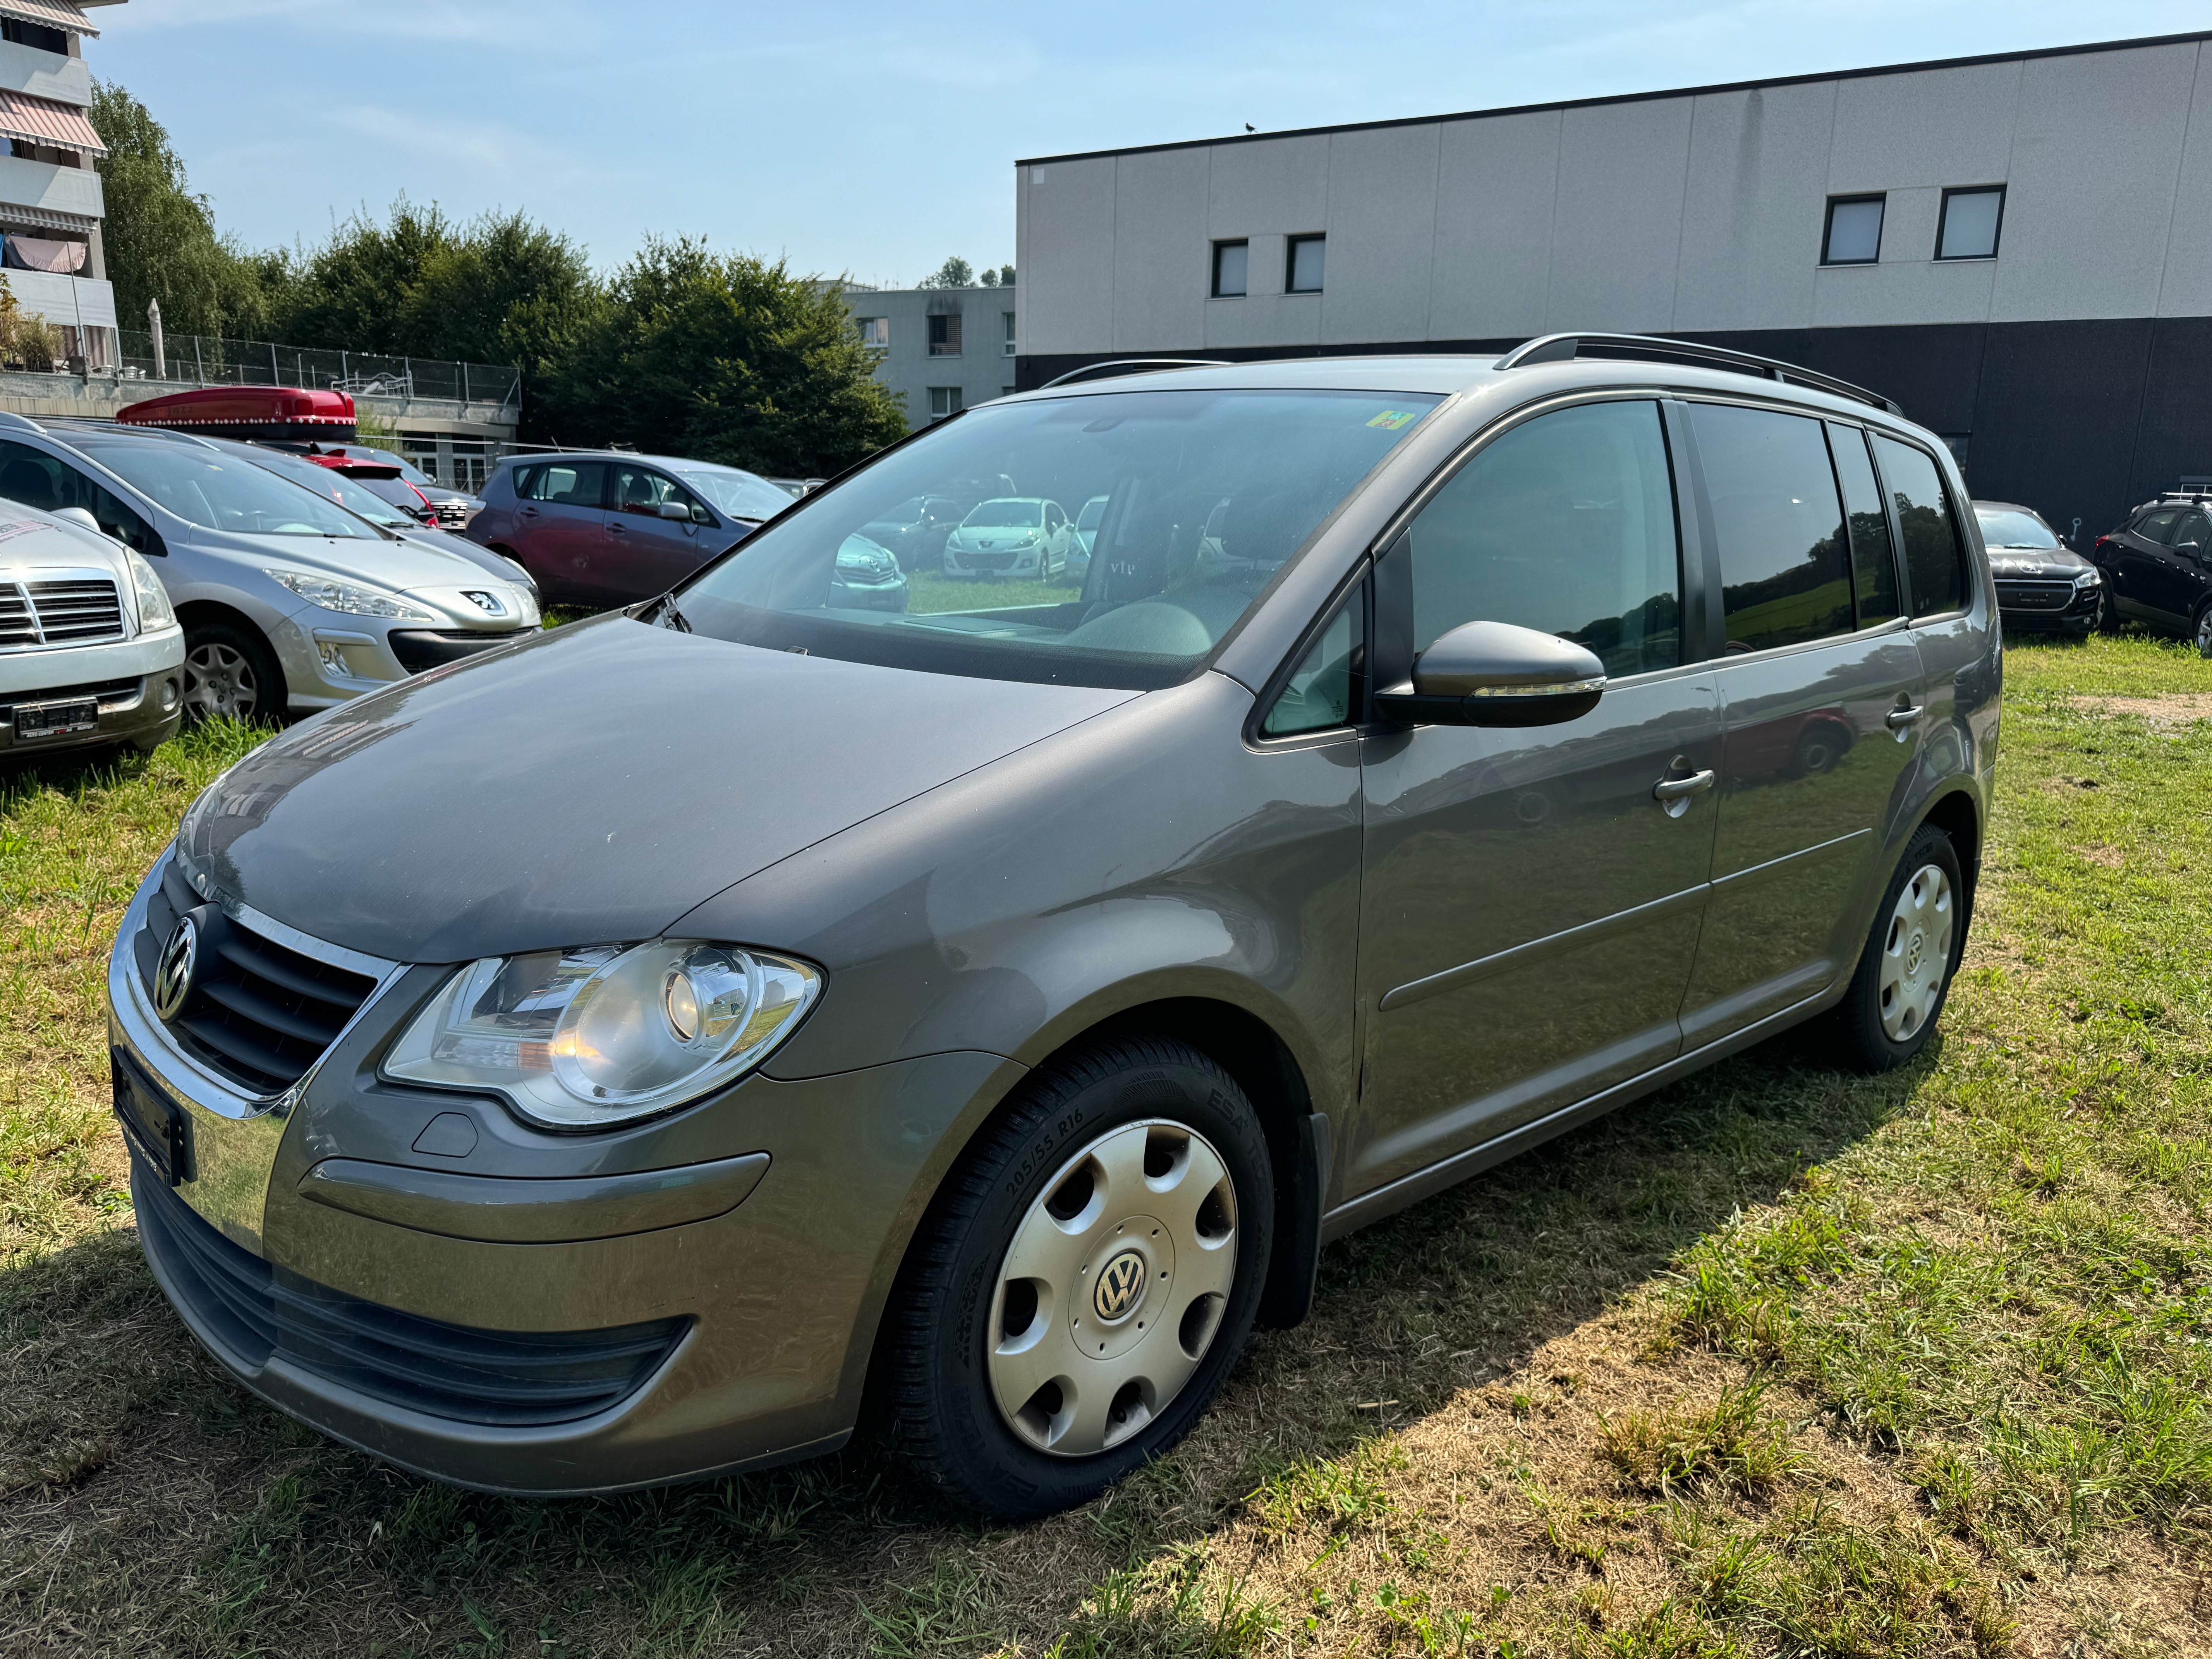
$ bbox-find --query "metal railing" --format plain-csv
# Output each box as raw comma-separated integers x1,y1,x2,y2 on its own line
110,328,520,410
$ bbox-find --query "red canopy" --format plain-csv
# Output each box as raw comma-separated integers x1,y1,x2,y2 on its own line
117,386,357,442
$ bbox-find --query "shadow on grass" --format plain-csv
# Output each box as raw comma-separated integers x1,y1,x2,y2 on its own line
0,1024,1933,1654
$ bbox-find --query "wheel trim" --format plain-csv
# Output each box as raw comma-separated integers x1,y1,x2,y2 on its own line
2197,607,2212,654
183,642,257,721
987,1119,1238,1458
1877,862,1953,1042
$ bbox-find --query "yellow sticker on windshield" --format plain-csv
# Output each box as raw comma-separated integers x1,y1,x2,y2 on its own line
1366,410,1419,429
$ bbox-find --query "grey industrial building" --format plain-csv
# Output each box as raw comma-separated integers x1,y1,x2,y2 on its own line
843,280,1020,431
1012,29,2212,545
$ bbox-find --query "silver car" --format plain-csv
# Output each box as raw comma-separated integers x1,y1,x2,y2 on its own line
110,337,1997,1520
0,415,536,722
2,503,184,757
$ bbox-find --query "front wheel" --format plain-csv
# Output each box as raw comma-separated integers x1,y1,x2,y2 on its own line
2195,600,2212,659
182,622,284,725
1823,824,1964,1073
880,1036,1274,1520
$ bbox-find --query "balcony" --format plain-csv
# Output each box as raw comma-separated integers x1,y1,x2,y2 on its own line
0,42,89,108
0,152,99,223
1,269,113,329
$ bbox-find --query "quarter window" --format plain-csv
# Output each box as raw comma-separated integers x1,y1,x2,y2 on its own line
1400,400,1682,678
1688,403,1853,653
1822,195,1885,265
1936,187,2004,260
1286,235,1326,294
1262,591,1360,737
1870,435,1968,617
1826,423,1901,629
1212,240,1249,298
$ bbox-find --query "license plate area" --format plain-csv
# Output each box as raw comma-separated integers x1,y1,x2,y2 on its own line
15,697,98,741
113,1047,193,1185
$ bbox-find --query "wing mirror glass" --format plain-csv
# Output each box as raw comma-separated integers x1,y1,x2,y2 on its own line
1376,620,1606,728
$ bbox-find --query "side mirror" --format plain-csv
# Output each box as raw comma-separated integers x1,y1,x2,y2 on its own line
1376,620,1606,728
690,501,716,526
658,500,692,520
51,505,103,537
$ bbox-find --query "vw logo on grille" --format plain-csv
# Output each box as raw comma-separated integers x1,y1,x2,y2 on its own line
1091,1249,1149,1323
153,915,198,1022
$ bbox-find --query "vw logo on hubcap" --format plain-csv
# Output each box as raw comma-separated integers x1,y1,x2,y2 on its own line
1091,1249,1148,1322
153,916,198,1022
1906,931,1925,977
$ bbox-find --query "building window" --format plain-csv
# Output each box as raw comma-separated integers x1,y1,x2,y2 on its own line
1286,235,1326,293
1212,240,1248,298
928,386,963,420
856,317,888,349
927,314,962,356
1936,186,2004,261
0,17,69,53
1822,195,1885,265
1003,311,1016,356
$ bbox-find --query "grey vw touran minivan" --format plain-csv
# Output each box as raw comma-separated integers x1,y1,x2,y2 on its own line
110,337,1997,1519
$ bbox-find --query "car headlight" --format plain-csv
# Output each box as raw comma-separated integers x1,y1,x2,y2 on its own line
2073,568,2101,589
124,549,175,630
384,940,821,1127
265,568,438,620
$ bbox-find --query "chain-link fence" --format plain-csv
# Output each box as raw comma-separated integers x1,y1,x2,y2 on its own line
113,329,520,409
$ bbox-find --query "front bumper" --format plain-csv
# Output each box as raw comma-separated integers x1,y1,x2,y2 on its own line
0,626,184,756
1995,577,2102,631
269,611,530,713
108,854,1021,1494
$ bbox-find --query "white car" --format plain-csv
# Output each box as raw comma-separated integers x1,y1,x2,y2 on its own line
942,497,1074,580
1,502,184,758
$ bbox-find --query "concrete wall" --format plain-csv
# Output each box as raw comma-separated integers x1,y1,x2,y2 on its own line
842,283,1021,431
1016,35,2212,356
0,154,101,223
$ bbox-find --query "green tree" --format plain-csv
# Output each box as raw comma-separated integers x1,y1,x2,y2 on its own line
89,80,290,338
918,255,974,289
543,238,905,473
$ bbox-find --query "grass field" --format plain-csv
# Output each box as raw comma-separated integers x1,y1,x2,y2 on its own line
4,633,2210,1656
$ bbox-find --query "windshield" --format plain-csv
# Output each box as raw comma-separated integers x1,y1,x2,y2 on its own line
74,439,377,538
1974,507,2059,550
673,388,1441,689
243,450,414,530
674,467,792,521
964,498,1044,529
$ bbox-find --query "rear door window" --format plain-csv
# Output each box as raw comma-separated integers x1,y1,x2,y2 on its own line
1688,402,1852,652
2135,507,2184,544
1826,423,1901,628
522,462,607,507
1870,435,1968,618
1400,398,1683,677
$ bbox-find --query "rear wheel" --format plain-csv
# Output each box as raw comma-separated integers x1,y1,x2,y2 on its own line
2195,600,2212,658
182,622,284,725
881,1036,1273,1520
1824,824,1963,1072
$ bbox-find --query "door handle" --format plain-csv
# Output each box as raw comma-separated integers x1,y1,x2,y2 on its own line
1886,705,1923,730
1652,768,1716,802
609,522,627,535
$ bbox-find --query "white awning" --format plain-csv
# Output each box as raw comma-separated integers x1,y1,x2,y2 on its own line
0,88,103,156
0,0,95,37
0,201,96,235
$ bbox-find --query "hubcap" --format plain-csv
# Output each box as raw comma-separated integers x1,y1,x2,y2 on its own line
1877,862,1953,1043
184,642,257,721
987,1119,1238,1458
2198,609,2212,655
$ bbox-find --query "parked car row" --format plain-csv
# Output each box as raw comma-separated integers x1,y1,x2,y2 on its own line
105,338,1999,1524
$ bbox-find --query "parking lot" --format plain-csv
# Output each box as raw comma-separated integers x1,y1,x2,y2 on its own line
3,630,2207,1655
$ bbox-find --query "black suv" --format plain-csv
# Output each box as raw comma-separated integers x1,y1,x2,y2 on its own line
2092,491,2212,654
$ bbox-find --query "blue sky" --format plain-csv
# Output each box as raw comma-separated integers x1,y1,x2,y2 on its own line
95,1,2209,288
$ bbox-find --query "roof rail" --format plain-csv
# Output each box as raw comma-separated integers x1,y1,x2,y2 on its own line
0,409,43,435
1039,357,1230,389
1495,332,1904,416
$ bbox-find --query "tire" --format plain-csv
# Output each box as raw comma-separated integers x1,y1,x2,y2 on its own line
182,621,285,725
1824,823,1965,1073
2195,600,2212,659
881,1035,1274,1520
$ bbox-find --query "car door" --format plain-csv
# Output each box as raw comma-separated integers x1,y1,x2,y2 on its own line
1042,500,1070,577
1674,405,1927,1044
2105,506,2181,622
2151,507,2212,626
515,460,610,602
605,465,713,601
1349,397,1723,1200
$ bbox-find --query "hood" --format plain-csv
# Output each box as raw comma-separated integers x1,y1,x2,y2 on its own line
198,524,512,592
177,615,1135,962
1986,546,2093,579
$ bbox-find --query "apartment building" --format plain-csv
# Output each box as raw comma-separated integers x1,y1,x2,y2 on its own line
843,280,1020,431
1014,29,2212,543
0,0,119,366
